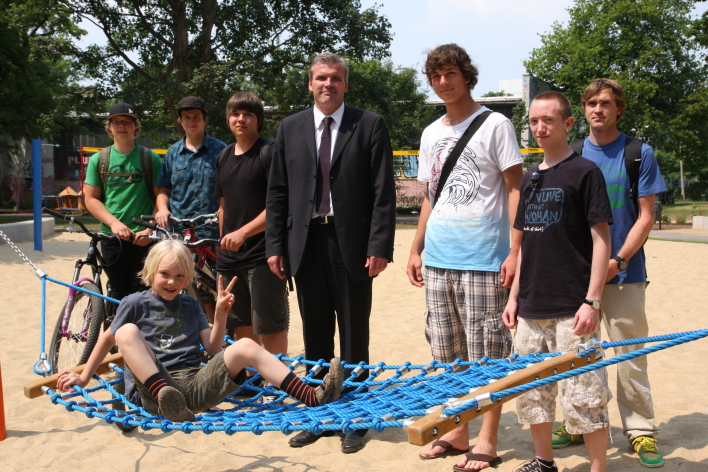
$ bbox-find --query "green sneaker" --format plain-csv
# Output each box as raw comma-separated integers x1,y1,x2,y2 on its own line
632,436,664,468
551,423,584,449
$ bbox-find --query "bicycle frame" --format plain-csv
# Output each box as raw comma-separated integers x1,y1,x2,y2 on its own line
59,236,105,340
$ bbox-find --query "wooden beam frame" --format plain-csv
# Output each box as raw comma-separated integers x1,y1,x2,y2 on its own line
24,352,124,399
407,350,598,446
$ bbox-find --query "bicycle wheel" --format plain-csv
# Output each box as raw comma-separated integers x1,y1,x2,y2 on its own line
49,282,105,374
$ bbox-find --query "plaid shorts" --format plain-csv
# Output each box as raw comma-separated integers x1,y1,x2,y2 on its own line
423,266,511,363
514,316,611,434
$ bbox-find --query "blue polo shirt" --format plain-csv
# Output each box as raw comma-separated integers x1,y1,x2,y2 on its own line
156,133,226,239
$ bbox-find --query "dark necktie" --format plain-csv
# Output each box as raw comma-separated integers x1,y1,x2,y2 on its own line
317,116,333,217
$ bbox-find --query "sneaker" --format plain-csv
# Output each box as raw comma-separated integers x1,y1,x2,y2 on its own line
315,357,343,405
515,458,559,472
632,436,664,468
551,423,584,449
157,386,196,422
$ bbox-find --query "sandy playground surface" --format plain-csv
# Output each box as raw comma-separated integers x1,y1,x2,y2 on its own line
0,228,707,471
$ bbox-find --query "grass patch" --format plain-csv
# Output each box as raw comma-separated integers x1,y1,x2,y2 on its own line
661,202,708,221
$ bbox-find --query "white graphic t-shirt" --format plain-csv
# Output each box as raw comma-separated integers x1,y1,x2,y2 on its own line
418,107,523,271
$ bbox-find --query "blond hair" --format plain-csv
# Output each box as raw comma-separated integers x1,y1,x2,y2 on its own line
140,240,194,287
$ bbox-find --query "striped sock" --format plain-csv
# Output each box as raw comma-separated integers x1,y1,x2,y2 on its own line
279,372,318,407
144,372,168,399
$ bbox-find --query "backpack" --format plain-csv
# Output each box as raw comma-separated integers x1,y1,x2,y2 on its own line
571,136,643,211
98,145,156,207
216,140,273,173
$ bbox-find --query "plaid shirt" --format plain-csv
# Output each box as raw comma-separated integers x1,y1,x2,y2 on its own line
156,133,226,239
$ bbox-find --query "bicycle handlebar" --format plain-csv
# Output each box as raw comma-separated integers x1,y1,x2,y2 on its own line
132,218,220,248
43,207,115,241
142,213,219,230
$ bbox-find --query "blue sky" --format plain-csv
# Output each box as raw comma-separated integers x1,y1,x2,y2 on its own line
361,0,708,98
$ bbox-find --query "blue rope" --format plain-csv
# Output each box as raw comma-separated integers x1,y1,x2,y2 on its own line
33,276,51,375
43,329,708,435
43,274,120,305
441,329,708,417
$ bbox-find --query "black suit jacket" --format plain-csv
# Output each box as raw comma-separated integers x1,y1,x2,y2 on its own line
266,105,396,281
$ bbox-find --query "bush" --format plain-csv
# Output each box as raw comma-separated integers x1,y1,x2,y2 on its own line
676,215,686,225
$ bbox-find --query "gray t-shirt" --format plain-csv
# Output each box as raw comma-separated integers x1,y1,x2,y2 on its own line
110,290,210,403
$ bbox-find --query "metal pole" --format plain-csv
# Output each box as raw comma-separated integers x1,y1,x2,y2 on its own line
680,160,686,201
32,139,42,251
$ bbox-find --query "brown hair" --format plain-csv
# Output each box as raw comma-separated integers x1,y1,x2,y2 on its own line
533,91,574,120
225,91,265,134
423,43,479,90
581,78,626,120
104,117,141,140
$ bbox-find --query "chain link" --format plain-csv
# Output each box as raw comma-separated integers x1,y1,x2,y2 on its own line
0,229,40,272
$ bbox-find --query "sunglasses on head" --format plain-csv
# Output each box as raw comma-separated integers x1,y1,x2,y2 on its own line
523,171,544,203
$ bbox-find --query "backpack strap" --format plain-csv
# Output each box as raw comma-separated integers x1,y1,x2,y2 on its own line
138,145,156,208
97,145,156,206
259,140,274,174
571,137,642,211
216,143,235,169
98,147,112,202
433,110,492,207
623,136,643,211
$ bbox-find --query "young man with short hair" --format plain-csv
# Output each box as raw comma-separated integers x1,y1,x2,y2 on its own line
552,79,666,468
503,91,613,472
408,43,523,470
216,91,288,358
155,96,226,240
83,103,162,301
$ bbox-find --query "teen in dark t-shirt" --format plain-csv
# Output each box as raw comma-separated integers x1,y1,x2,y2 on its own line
215,137,272,272
514,153,613,319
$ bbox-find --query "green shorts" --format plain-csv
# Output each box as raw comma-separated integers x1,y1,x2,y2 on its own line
134,350,240,414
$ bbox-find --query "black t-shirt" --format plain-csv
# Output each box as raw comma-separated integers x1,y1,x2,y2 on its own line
514,153,613,319
215,137,272,271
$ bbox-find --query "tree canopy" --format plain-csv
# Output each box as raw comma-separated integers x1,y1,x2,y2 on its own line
525,0,708,178
65,0,393,138
0,0,88,150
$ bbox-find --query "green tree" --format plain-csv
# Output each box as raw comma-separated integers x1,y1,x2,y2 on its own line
65,0,392,140
261,59,434,150
524,0,707,176
0,0,88,150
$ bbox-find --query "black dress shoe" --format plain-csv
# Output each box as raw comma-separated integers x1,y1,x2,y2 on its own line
288,430,334,447
341,431,367,454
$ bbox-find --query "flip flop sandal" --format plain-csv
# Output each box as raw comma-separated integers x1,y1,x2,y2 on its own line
451,452,502,472
419,439,469,460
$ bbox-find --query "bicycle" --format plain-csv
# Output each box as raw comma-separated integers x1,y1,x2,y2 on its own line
132,213,220,318
42,208,124,374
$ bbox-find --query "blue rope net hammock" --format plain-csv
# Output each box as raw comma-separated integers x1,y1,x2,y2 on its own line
29,330,708,440
5,229,705,441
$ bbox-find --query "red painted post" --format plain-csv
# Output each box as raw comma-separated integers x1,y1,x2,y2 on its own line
0,358,6,441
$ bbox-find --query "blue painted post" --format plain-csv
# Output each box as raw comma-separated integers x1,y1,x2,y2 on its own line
32,139,42,251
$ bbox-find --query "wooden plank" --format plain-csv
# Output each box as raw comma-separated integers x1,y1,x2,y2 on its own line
406,350,598,446
23,352,124,399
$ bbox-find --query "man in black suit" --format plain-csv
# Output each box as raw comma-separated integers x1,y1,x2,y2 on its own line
266,52,396,453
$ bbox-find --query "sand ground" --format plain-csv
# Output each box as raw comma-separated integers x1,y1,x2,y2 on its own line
0,228,706,471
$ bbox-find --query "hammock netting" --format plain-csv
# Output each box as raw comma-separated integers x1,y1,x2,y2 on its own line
3,227,704,437
44,329,708,435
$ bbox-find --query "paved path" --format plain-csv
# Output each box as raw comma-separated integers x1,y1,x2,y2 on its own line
648,230,708,243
